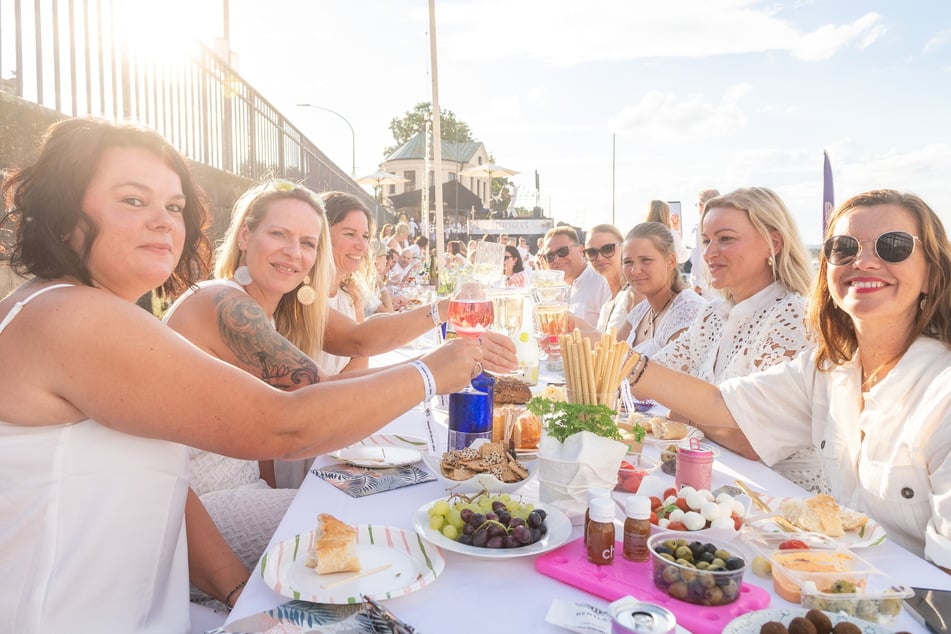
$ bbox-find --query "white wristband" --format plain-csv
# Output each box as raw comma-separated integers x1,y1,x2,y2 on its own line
410,360,439,454
410,360,437,401
428,302,442,327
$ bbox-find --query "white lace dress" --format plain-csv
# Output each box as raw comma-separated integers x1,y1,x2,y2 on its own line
162,281,297,577
654,283,830,493
625,289,707,355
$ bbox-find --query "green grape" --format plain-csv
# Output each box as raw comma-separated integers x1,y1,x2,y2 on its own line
429,514,445,530
432,500,451,516
441,524,459,540
446,508,464,529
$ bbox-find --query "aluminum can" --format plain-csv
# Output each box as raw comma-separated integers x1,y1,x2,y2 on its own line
448,388,492,450
610,597,676,634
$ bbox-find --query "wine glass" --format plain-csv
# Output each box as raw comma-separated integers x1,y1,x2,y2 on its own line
448,281,494,339
448,281,494,394
486,288,526,340
471,241,506,287
531,284,570,371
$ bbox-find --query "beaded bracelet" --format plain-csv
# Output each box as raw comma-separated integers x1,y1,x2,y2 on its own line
631,354,650,385
224,579,247,609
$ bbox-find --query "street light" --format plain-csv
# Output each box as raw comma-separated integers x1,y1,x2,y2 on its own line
297,103,355,176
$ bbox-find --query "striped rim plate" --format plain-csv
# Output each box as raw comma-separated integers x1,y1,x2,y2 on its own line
259,524,445,604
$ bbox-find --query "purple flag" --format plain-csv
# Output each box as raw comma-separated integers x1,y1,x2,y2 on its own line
822,150,834,234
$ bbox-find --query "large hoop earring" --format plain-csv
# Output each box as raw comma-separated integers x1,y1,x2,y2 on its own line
233,261,253,286
297,274,316,305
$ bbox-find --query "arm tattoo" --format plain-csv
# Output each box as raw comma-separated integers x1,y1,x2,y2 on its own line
214,290,320,390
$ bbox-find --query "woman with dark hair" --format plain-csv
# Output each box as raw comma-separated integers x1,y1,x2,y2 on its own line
0,118,484,630
629,189,951,568
503,244,529,287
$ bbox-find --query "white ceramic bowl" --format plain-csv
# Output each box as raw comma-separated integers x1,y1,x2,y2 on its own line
420,449,537,495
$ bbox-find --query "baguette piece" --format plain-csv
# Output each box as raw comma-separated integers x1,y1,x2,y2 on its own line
305,513,360,574
651,418,689,440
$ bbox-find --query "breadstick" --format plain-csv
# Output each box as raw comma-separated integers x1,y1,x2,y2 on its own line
581,337,597,405
619,349,641,381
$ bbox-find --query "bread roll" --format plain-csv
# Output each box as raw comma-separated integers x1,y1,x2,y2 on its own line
493,376,532,404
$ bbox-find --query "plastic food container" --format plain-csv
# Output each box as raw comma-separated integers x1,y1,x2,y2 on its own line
616,454,659,493
647,531,747,606
745,532,912,624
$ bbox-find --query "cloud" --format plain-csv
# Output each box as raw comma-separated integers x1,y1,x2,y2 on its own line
610,84,751,141
793,13,886,61
924,29,951,54
437,2,884,65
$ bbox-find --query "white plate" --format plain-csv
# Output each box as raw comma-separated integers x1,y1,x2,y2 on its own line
749,495,888,548
329,433,427,468
259,524,444,604
420,450,537,495
619,413,704,446
724,607,891,633
413,496,572,559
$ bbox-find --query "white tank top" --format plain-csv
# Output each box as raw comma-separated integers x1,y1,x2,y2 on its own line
0,284,191,633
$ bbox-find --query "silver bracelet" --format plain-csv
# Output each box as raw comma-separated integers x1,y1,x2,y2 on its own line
428,302,442,326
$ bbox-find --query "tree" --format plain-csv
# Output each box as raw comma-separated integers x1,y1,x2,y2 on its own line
385,102,474,156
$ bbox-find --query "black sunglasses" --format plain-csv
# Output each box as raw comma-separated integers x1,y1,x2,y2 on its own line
543,245,574,262
823,231,920,266
584,243,618,261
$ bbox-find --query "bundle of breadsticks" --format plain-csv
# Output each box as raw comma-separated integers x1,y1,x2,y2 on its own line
558,328,639,407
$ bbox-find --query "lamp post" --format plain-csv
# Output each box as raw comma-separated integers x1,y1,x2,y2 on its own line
297,103,356,176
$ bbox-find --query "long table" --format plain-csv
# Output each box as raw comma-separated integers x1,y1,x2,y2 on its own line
227,349,950,633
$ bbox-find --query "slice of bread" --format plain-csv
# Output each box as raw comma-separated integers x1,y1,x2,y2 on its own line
305,513,360,574
779,494,869,538
651,418,689,440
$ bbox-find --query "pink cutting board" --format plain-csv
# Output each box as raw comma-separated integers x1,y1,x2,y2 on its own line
535,537,770,634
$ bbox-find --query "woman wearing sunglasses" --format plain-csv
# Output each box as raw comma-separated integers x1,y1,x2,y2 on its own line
644,187,825,493
503,244,530,287
629,189,951,568
584,224,635,333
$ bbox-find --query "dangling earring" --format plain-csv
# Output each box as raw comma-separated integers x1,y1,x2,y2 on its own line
920,294,928,311
233,252,253,286
297,274,316,305
767,255,775,267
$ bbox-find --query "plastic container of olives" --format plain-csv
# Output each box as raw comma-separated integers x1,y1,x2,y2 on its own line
744,532,913,624
647,531,747,606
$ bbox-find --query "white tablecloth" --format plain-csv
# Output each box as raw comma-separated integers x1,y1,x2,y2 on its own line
226,347,949,633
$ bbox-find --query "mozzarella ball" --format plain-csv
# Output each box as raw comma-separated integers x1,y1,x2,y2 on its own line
700,501,721,522
686,491,706,511
683,511,707,531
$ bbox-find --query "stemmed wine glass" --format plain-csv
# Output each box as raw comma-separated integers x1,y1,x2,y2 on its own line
448,280,494,392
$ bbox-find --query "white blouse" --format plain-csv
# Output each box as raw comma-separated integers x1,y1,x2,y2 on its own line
654,283,827,493
625,289,707,356
721,337,951,565
655,283,806,383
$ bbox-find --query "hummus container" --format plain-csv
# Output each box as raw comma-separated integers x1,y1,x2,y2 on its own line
745,532,912,624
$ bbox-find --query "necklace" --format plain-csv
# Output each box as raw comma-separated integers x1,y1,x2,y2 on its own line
861,353,902,391
641,293,674,337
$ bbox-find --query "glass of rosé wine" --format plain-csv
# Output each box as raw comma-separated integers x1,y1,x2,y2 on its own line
448,280,494,340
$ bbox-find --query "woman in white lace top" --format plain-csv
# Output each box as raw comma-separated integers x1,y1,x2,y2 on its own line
620,222,707,355
648,187,829,493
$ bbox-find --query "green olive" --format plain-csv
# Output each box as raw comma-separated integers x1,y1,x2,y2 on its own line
668,581,689,599
662,565,680,583
703,586,724,605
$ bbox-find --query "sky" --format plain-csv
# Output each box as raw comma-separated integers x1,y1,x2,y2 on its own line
121,0,950,245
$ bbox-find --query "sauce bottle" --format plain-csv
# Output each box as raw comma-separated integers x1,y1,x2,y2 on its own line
622,495,651,562
586,497,616,565
584,487,612,550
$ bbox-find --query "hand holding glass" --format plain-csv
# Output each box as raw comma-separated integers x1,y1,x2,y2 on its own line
448,281,494,339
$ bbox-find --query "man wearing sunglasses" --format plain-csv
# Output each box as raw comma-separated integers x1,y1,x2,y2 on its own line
542,226,612,324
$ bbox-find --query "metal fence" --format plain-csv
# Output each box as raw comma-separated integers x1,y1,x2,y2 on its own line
0,0,382,216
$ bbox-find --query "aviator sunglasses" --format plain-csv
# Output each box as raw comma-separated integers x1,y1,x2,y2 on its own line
544,245,575,262
823,231,920,266
584,243,619,261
